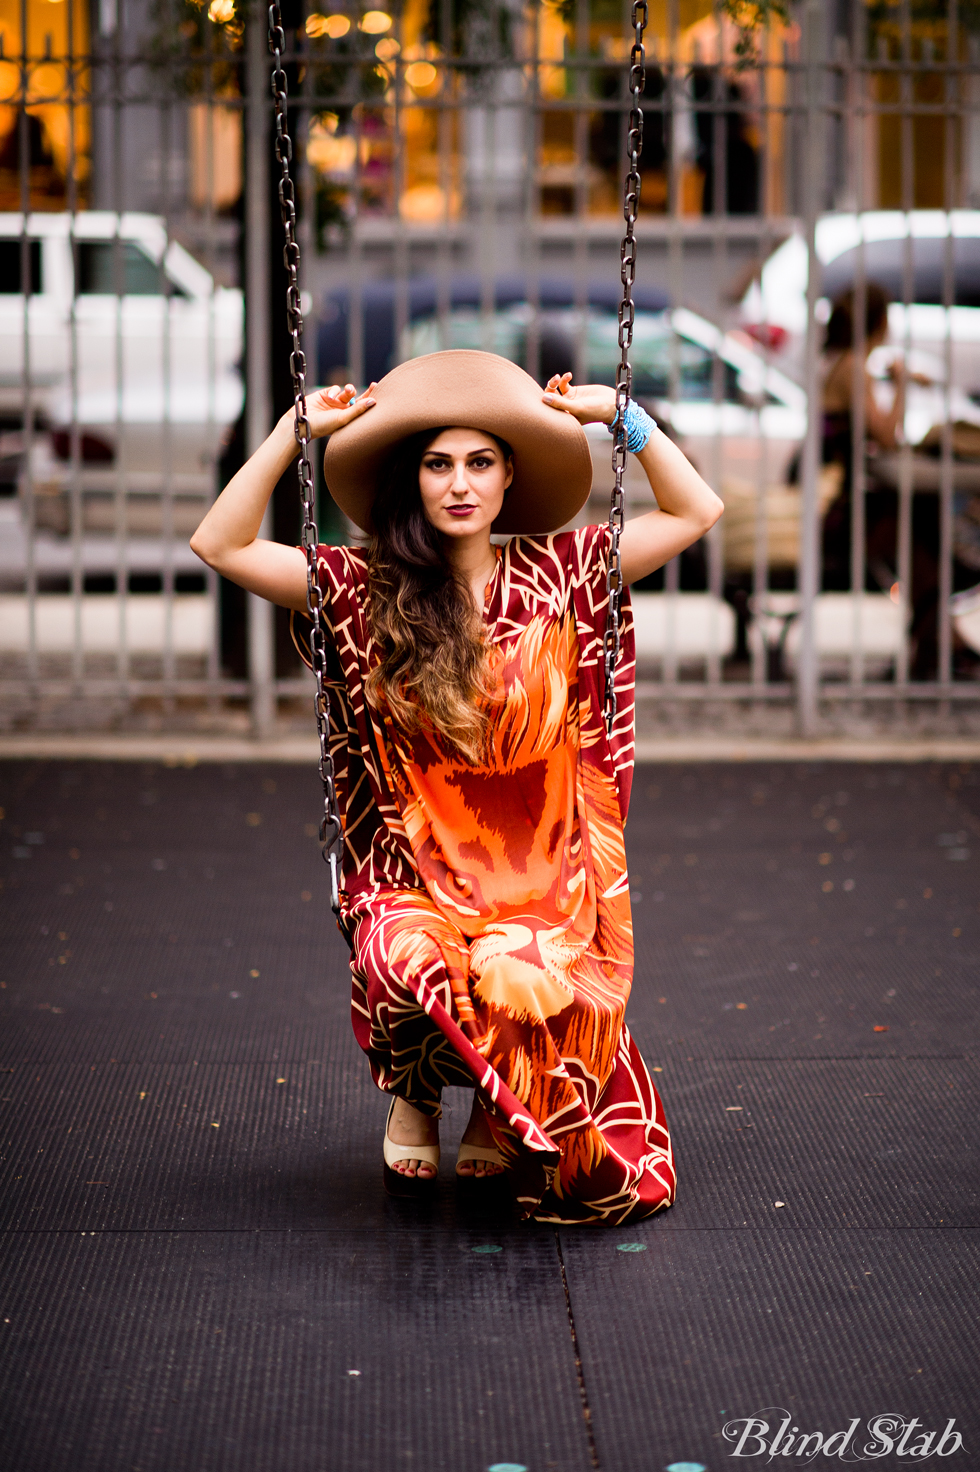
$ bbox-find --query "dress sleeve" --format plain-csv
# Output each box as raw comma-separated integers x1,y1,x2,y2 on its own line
289,544,367,671
561,524,636,824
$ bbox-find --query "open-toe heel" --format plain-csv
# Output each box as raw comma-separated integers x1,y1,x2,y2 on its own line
383,1098,440,1198
455,1142,507,1196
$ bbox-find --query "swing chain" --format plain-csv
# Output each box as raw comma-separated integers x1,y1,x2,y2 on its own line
604,0,646,735
265,0,640,875
268,4,344,917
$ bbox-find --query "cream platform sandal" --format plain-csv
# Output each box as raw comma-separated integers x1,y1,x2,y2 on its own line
455,1143,505,1180
382,1097,440,1198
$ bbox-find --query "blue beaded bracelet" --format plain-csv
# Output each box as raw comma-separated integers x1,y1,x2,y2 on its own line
607,399,657,454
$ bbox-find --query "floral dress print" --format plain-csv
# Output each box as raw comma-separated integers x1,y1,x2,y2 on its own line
303,525,675,1226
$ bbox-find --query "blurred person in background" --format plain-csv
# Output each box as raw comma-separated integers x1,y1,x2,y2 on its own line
810,283,911,593
790,283,967,676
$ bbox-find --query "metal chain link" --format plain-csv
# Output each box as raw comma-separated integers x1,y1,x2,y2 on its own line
604,0,646,735
268,4,345,919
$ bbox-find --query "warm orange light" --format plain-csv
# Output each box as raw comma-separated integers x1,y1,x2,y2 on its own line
307,116,357,174
400,184,447,221
404,60,437,90
359,10,392,32
29,62,64,99
208,0,235,23
307,12,351,38
889,582,901,603
375,36,400,60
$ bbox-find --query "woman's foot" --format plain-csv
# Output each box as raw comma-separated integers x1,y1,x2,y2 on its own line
456,1097,505,1178
385,1096,440,1180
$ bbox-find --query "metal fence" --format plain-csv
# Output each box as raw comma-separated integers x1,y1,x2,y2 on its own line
2,0,980,739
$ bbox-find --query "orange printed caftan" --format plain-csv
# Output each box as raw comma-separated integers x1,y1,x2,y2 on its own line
308,525,675,1225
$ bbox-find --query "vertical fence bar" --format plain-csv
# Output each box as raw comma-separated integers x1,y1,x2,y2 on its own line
701,3,721,693
663,0,680,696
246,3,275,739
392,6,409,368
111,0,125,701
567,0,582,388
850,221,868,691
161,0,176,710
68,0,84,708
848,17,868,694
349,94,364,390
750,24,771,696
895,1,914,698
937,0,958,699
18,0,38,694
202,0,222,707
436,0,453,357
796,0,824,736
522,0,540,381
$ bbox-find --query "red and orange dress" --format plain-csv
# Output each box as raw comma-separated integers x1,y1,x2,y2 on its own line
310,524,675,1225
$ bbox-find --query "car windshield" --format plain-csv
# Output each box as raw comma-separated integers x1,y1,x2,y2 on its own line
400,306,743,402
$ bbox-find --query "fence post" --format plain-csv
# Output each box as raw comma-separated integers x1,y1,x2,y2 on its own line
246,3,275,740
796,0,826,738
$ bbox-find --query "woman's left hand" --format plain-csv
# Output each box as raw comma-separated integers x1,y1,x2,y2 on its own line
304,382,378,440
542,373,617,427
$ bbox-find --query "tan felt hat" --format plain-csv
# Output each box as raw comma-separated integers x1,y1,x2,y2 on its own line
322,349,593,535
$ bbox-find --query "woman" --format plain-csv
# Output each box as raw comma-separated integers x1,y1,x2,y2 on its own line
822,283,908,468
191,350,723,1225
818,286,955,675
816,283,913,591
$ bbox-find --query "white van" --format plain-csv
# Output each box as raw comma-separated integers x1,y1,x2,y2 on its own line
0,211,243,476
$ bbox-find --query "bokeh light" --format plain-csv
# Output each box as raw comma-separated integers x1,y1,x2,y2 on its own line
404,60,437,90
359,10,392,33
306,12,351,38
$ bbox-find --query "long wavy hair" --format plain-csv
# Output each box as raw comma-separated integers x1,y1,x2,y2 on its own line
364,427,512,764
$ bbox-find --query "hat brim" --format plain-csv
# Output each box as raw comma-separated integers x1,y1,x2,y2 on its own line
321,350,593,536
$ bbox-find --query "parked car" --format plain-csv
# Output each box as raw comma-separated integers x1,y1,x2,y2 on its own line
317,275,672,387
0,211,243,474
0,213,240,658
391,288,806,488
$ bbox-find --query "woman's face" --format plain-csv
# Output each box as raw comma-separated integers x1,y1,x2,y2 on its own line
418,428,513,543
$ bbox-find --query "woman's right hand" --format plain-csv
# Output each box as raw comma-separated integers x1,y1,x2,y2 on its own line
191,380,377,613
302,382,378,440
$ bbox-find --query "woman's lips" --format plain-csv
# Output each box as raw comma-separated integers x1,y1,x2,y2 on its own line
446,505,476,517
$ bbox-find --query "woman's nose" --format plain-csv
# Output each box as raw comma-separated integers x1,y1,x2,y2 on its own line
450,462,469,493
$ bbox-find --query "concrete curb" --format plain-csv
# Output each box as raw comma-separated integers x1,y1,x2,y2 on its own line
1,733,979,764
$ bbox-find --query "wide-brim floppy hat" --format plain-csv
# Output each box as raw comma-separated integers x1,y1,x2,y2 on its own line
322,349,593,536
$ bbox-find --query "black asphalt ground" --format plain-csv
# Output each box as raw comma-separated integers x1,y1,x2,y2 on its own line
1,758,978,1472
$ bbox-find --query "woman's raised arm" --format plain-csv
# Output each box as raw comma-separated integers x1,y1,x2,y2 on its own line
189,384,376,612
542,374,723,584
